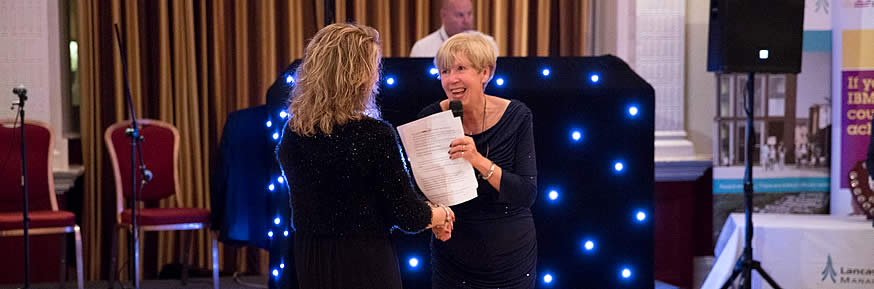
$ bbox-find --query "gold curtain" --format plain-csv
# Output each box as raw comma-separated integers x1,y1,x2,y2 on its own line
77,0,590,280
333,0,591,57
77,0,316,280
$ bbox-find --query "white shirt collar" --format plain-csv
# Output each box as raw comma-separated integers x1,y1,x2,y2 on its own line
438,26,449,42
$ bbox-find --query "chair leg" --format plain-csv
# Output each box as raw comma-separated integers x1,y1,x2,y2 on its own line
180,230,192,285
212,230,219,289
109,225,119,289
74,226,84,289
59,230,68,289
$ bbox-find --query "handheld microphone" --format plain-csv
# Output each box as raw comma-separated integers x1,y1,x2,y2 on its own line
449,100,463,121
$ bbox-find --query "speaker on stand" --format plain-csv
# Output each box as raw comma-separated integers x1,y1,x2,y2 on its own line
707,0,804,288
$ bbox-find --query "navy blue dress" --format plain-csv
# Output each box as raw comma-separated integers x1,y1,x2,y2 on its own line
418,99,538,289
277,118,432,289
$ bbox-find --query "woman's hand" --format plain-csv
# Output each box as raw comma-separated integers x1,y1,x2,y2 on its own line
434,205,454,241
433,223,452,241
449,136,480,162
429,204,455,241
449,136,494,180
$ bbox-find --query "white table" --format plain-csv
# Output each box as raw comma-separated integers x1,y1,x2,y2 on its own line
701,213,874,289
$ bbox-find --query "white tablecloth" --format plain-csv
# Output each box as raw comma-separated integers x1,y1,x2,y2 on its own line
701,213,874,289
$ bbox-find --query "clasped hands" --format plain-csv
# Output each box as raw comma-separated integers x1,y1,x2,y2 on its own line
428,201,456,242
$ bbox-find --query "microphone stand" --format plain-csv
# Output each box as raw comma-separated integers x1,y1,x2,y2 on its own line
114,24,148,289
12,85,30,289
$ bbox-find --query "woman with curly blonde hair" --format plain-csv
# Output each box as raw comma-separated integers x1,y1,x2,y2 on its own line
277,23,455,289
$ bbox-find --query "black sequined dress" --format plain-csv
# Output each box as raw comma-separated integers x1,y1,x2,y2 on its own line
276,118,432,289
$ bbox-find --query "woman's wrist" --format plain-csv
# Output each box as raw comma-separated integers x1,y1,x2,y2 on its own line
426,202,452,227
475,156,491,174
439,204,452,225
428,204,446,227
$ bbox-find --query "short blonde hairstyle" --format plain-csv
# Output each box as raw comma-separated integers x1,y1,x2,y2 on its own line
289,23,381,136
434,31,498,86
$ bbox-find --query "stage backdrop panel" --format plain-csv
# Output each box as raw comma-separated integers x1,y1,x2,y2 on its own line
246,56,655,288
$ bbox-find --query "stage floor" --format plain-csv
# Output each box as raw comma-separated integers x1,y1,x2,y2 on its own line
2,278,681,289
0,276,267,289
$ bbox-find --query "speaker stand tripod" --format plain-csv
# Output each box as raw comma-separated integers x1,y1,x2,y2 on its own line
720,72,782,289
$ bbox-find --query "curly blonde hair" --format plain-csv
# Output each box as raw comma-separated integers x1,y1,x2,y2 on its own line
289,23,382,136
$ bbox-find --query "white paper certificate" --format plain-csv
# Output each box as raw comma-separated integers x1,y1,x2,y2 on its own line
396,110,478,206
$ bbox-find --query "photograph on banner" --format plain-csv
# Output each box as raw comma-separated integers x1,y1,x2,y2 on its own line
711,4,832,240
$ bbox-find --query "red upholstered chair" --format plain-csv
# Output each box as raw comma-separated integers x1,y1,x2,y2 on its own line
105,119,218,288
0,119,83,289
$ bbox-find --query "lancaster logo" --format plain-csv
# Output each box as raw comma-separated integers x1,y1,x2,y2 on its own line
821,254,874,285
822,255,837,283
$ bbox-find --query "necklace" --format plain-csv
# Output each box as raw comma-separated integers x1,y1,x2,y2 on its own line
463,96,490,158
464,96,487,135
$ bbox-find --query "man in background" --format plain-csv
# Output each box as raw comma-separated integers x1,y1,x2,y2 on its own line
410,0,484,57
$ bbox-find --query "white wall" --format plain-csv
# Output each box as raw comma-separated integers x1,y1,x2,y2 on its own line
0,0,68,170
685,0,716,158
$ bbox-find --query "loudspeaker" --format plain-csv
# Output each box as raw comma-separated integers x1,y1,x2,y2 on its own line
707,0,804,73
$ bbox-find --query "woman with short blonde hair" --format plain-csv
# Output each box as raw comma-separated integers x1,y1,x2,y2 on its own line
419,31,539,289
434,31,497,88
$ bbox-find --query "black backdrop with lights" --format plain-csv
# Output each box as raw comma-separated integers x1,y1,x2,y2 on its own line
252,55,655,288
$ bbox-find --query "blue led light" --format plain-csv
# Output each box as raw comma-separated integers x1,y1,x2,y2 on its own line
279,111,288,119
429,67,439,75
286,75,294,84
267,231,274,238
542,68,550,76
584,240,595,251
496,77,505,86
614,162,624,172
408,258,419,268
590,74,600,83
278,176,284,184
274,217,281,225
548,190,558,201
266,120,272,128
543,274,553,284
268,184,275,191
621,268,632,279
759,49,769,60
571,130,582,142
628,106,639,116
272,269,279,277
272,132,280,140
636,211,647,222
280,263,285,269
283,230,289,237
386,77,395,86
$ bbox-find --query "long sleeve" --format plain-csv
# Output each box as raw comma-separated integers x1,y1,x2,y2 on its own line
372,123,432,233
494,106,538,209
